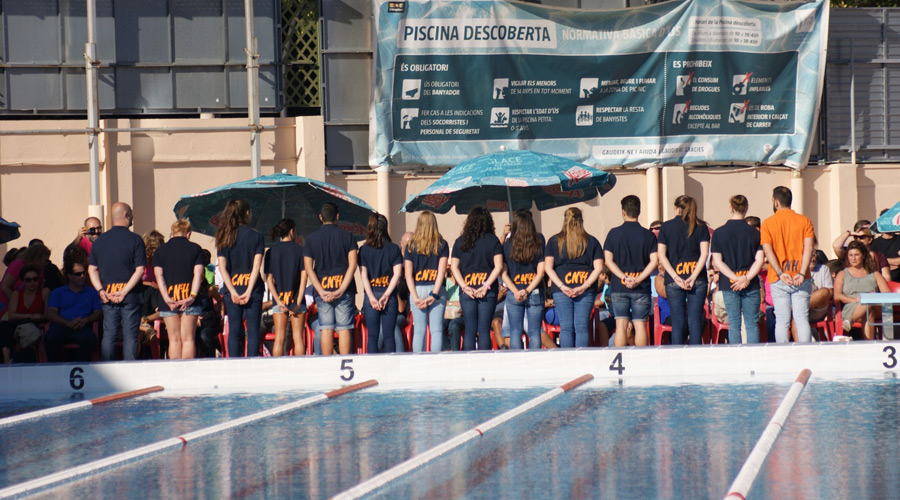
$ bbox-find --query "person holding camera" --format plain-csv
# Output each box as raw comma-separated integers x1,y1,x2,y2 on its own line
73,217,103,256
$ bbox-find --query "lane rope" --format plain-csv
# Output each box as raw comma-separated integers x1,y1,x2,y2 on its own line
0,379,377,499
331,374,594,500
0,386,164,429
723,369,812,500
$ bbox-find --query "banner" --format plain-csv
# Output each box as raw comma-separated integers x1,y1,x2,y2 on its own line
371,0,828,170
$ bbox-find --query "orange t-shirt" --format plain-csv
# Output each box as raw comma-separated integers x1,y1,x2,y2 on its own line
760,209,815,283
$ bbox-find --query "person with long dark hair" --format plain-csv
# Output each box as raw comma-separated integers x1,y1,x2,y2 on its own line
264,218,307,356
544,207,604,348
154,220,204,359
450,207,503,350
501,210,546,349
834,239,891,340
215,199,265,357
358,214,403,353
657,195,710,345
404,212,448,352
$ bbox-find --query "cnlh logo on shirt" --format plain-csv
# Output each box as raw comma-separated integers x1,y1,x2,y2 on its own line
369,275,390,288
728,269,749,284
620,272,640,284
415,269,438,282
464,272,487,286
168,283,191,301
105,283,127,294
780,259,801,274
231,273,252,287
277,291,294,304
321,274,344,290
513,273,536,285
675,261,698,276
563,271,588,285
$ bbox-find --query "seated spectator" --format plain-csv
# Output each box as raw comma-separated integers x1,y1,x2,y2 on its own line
196,249,223,358
491,285,509,349
442,266,464,351
593,270,615,347
744,216,761,229
45,260,102,362
834,240,891,340
0,244,51,315
28,239,64,291
833,224,890,281
808,249,834,324
0,265,50,363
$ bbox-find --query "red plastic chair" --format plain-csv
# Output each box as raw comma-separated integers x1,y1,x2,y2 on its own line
653,298,672,346
708,304,729,345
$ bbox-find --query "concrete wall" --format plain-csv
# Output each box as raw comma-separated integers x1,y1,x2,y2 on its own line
0,116,897,270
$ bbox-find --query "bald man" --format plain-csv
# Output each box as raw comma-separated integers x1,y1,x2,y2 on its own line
73,216,103,255
88,202,146,361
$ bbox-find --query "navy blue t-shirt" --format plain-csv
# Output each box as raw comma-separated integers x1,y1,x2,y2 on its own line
264,241,304,307
657,217,710,285
89,226,147,305
404,239,449,286
545,234,603,294
303,224,357,294
153,236,203,311
711,219,762,291
359,242,403,295
503,234,545,290
604,221,657,294
452,234,503,292
217,225,265,295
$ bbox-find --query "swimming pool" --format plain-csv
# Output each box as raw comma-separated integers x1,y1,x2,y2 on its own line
2,374,899,499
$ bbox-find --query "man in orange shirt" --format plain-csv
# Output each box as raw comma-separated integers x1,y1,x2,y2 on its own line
761,186,815,342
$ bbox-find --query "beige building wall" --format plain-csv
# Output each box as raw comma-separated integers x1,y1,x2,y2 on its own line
0,116,897,270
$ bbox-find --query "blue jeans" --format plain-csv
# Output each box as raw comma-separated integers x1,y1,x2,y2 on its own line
771,279,813,343
666,282,708,345
444,316,465,351
224,290,263,357
46,324,97,362
460,290,497,351
552,290,596,348
101,302,142,361
362,292,398,353
722,288,761,344
506,289,544,350
411,285,445,352
377,314,406,353
315,293,356,331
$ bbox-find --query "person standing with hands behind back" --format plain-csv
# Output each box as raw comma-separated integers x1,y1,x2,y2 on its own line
265,218,307,356
604,195,658,347
215,199,265,357
304,202,358,355
153,220,204,359
761,186,815,343
89,202,146,361
451,207,503,351
711,195,765,344
657,195,710,345
358,214,403,353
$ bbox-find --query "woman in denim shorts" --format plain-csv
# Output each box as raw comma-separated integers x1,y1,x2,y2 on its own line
153,219,205,359
264,218,307,356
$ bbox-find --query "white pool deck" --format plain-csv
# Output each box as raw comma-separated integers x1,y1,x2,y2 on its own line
2,341,899,397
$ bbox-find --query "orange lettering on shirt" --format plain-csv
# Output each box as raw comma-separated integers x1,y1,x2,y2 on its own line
370,275,390,288
619,272,640,285
231,273,251,287
278,291,294,305
106,283,126,294
514,273,536,286
564,271,589,285
321,275,343,290
464,272,488,286
168,283,190,301
675,261,697,276
415,269,438,282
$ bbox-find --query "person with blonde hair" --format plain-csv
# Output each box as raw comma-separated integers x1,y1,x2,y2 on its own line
154,219,204,359
544,207,603,348
657,195,710,345
215,199,265,356
359,214,403,353
404,211,448,352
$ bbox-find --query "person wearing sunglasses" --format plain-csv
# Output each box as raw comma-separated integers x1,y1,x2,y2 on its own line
832,221,891,282
0,265,50,363
45,259,102,362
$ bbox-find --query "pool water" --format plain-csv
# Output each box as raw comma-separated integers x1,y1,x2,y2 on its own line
2,379,899,499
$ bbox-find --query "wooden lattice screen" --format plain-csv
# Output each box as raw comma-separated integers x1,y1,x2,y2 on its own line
282,0,320,108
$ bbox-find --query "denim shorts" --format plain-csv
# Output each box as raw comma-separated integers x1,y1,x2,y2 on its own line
159,305,203,318
610,292,651,321
271,302,308,315
315,293,356,331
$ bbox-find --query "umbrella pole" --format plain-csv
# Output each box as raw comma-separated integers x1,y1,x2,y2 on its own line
507,185,513,223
